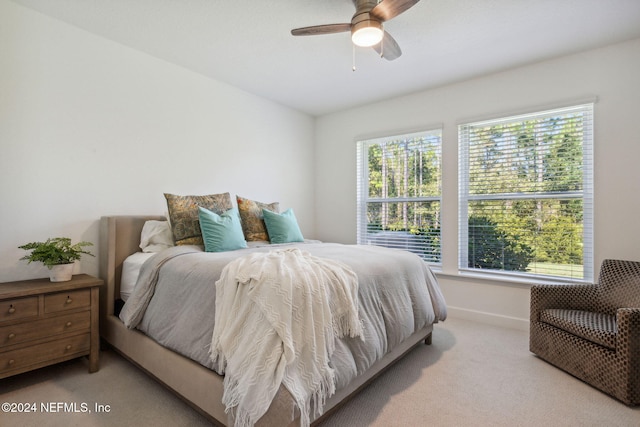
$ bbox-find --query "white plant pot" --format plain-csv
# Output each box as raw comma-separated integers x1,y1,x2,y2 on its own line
49,263,74,282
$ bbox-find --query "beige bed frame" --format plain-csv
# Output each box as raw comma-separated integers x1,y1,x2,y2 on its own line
99,215,433,426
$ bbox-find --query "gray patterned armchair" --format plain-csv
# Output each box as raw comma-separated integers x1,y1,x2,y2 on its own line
530,259,640,405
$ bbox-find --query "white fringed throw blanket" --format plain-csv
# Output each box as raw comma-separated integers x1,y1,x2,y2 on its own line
210,248,363,427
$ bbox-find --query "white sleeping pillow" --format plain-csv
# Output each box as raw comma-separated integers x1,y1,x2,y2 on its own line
140,220,174,253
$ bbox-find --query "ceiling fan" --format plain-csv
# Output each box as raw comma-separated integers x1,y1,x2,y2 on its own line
291,0,420,61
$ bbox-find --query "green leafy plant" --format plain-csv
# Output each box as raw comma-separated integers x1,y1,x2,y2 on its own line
19,237,94,268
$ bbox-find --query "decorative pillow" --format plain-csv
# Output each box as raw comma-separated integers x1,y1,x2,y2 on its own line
236,195,279,241
139,220,174,253
164,193,233,245
262,208,304,244
198,207,248,252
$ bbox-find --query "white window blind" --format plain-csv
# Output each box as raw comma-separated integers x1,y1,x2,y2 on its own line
459,103,594,281
357,129,442,263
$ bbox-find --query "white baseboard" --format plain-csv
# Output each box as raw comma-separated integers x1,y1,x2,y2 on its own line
446,306,530,331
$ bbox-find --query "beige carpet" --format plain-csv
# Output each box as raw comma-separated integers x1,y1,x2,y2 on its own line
1,317,638,427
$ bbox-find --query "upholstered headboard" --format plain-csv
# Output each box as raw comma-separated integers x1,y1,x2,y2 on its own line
99,216,166,328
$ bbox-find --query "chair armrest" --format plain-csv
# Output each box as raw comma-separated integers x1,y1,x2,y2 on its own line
617,308,640,354
617,308,640,393
530,283,599,323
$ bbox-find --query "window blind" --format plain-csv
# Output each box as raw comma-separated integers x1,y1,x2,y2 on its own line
459,104,594,280
357,129,442,263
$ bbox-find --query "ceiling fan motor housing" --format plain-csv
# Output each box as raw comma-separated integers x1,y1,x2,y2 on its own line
351,12,383,46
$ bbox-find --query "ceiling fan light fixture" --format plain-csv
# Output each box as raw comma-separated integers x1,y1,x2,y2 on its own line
351,18,383,47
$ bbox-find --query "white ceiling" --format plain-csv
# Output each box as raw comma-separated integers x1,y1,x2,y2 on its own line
11,0,640,116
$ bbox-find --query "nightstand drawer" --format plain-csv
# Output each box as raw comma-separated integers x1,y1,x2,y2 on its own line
0,311,90,347
0,297,39,323
44,289,90,313
0,333,90,375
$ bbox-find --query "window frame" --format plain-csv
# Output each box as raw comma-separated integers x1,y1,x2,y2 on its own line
356,128,443,264
458,103,594,281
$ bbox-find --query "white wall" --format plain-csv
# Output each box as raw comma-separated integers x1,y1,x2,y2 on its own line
0,1,316,282
315,38,640,330
3,1,639,331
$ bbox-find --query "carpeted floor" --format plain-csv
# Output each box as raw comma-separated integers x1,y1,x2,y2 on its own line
1,317,638,427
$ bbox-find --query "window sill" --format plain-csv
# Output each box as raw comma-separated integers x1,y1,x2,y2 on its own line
429,266,590,288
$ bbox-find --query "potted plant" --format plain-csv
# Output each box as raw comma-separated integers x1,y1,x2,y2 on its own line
19,237,94,282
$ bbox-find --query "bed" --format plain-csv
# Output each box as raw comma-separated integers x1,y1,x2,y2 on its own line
99,214,446,426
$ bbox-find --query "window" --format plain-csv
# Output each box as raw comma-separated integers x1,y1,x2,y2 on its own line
459,103,594,281
357,129,442,263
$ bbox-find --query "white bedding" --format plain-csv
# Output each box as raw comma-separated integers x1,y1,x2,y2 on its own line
120,219,175,301
120,252,156,301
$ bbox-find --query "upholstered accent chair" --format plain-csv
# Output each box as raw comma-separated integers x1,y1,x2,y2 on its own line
530,259,640,405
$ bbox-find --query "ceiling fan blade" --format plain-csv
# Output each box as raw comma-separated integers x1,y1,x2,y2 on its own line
291,23,351,36
372,31,402,60
370,0,420,22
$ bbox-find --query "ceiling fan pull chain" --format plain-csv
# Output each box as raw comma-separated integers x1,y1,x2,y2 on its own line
353,44,357,71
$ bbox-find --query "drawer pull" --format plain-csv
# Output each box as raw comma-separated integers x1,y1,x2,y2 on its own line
7,333,15,340
65,344,72,351
65,297,73,305
8,306,16,314
66,321,72,327
8,359,15,366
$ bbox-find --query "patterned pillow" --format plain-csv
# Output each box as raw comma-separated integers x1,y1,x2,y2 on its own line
164,193,233,245
236,195,279,242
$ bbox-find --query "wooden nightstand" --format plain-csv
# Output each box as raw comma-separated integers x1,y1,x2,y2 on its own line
0,274,102,379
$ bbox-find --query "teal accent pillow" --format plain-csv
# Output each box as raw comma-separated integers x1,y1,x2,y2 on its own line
262,208,304,243
198,207,248,252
